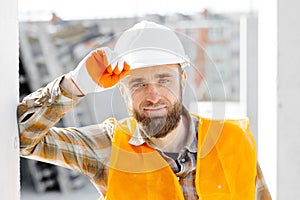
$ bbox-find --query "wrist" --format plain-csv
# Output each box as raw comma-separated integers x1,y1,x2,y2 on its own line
61,74,85,97
68,60,108,94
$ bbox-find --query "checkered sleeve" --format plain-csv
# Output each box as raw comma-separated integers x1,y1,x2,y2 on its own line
256,163,272,200
17,75,114,179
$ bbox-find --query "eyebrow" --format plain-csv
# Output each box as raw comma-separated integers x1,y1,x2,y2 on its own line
127,73,174,86
154,73,173,79
128,78,145,86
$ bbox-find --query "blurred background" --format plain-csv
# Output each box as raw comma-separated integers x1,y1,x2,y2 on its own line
17,0,267,199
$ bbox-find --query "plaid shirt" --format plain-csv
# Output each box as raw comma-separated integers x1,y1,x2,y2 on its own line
18,76,272,199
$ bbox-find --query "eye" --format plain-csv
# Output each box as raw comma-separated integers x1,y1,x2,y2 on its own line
132,82,146,88
158,79,169,84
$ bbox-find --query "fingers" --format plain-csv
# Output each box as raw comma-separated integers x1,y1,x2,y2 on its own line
107,61,131,76
91,47,131,87
113,63,121,75
111,58,125,75
98,60,131,88
98,49,109,67
106,64,113,74
90,49,109,67
92,47,131,77
119,69,132,79
123,61,130,71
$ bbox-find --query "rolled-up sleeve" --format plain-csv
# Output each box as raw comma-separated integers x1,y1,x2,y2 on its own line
17,75,115,180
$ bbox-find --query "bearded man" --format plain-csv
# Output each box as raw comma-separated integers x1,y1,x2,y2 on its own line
18,21,271,200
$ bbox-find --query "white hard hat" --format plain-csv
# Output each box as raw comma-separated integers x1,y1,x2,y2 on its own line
114,20,189,69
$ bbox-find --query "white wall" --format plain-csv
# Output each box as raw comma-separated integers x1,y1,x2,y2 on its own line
0,0,20,199
277,0,300,199
258,0,300,199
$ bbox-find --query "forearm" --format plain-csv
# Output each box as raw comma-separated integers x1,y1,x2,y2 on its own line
20,124,113,178
18,75,83,151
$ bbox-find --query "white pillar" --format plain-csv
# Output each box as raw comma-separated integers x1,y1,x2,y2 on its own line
240,15,258,141
277,0,300,199
257,1,278,199
259,0,300,199
0,0,20,199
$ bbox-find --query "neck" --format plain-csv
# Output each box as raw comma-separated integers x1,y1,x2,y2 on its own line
149,116,188,153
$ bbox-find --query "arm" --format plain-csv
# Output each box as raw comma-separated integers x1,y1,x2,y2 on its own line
18,75,118,180
18,47,130,179
18,75,108,176
256,163,272,200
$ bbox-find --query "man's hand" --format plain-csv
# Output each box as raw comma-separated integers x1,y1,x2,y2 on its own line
67,47,130,95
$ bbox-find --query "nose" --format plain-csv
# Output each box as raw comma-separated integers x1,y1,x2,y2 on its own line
145,83,162,104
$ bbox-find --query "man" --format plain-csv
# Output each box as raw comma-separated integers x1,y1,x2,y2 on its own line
18,21,271,199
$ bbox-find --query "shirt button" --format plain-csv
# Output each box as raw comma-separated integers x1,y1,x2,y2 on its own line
217,185,222,189
180,158,186,163
48,99,53,103
53,91,58,96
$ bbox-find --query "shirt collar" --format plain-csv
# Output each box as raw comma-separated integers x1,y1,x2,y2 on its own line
128,106,198,153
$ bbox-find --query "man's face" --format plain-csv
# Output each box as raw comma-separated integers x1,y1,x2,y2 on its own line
120,64,186,138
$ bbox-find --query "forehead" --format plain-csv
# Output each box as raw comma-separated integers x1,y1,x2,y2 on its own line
123,64,180,83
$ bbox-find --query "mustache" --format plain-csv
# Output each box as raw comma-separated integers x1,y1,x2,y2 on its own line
140,100,168,108
133,101,182,139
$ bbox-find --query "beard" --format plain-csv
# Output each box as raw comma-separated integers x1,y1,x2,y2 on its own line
133,101,182,139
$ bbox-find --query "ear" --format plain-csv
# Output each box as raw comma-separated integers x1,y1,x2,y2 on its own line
118,83,132,106
118,84,125,95
181,70,187,89
118,84,134,115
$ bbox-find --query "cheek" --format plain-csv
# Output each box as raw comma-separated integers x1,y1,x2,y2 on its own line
133,87,180,107
163,86,181,101
128,92,143,110
121,92,135,114
121,87,144,112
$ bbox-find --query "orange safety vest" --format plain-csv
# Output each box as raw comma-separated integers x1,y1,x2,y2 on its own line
106,117,257,199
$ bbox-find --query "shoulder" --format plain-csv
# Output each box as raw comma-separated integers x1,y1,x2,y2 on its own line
193,115,256,150
99,117,137,138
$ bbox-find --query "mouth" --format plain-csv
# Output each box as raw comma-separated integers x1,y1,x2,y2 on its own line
143,105,167,116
